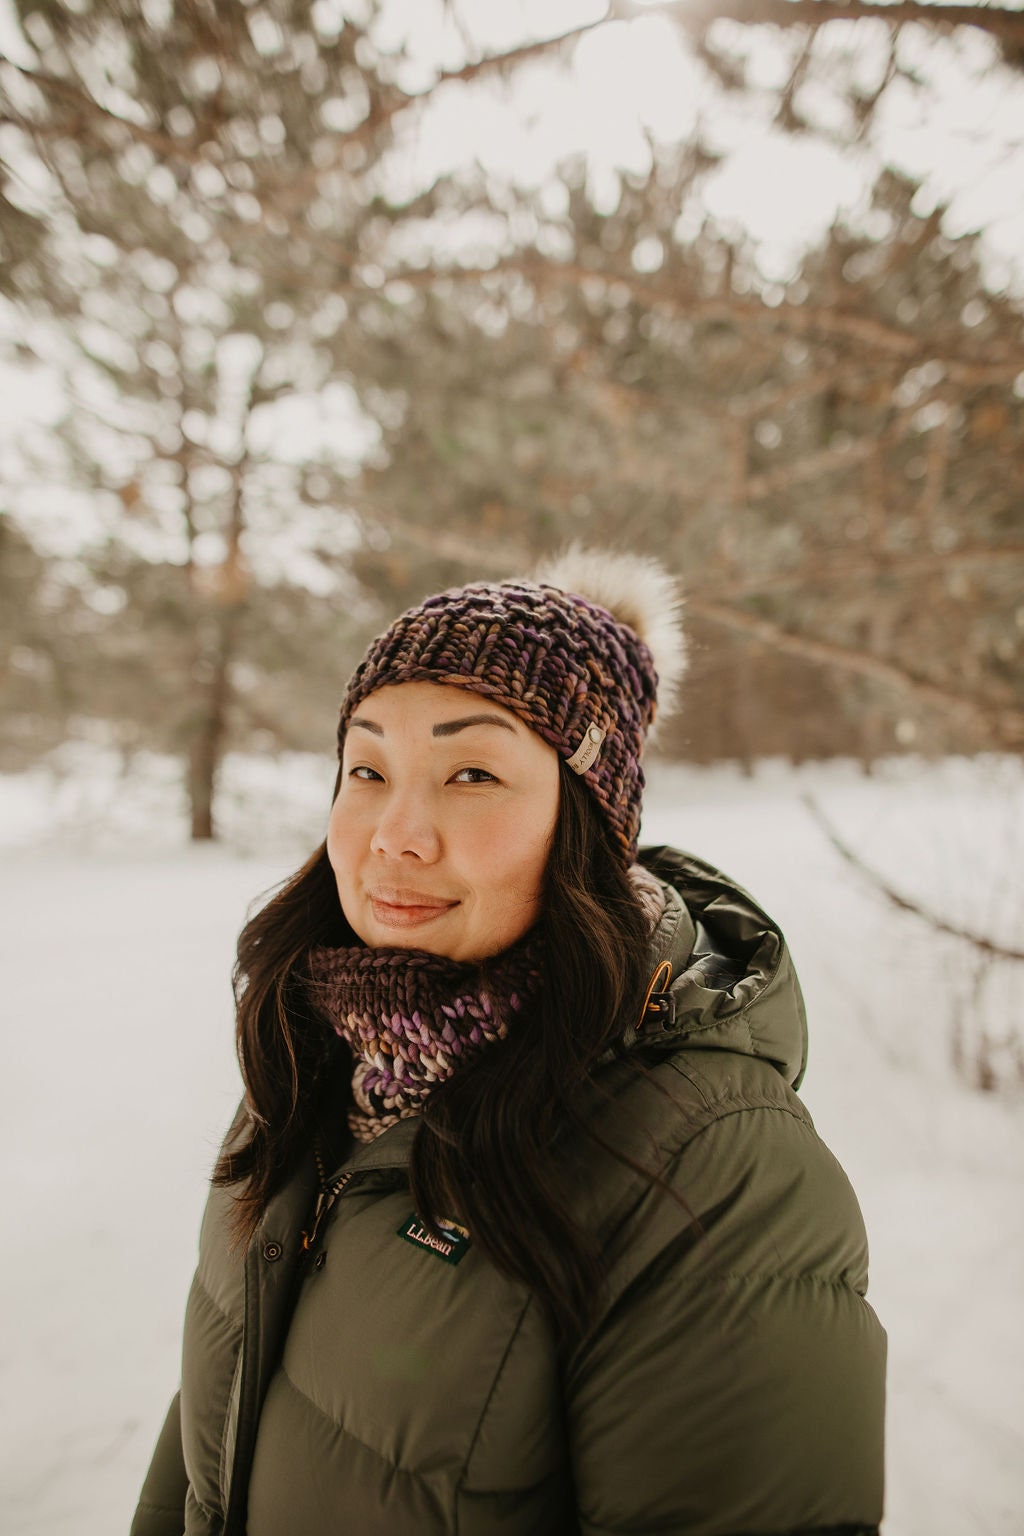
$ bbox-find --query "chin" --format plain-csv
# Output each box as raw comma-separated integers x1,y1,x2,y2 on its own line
361,918,469,962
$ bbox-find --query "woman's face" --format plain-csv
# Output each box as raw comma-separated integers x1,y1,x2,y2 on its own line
328,681,561,963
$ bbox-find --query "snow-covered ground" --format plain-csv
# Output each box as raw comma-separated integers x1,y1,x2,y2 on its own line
1,749,1022,1535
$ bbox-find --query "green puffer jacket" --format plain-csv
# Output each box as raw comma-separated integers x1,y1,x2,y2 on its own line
132,848,886,1536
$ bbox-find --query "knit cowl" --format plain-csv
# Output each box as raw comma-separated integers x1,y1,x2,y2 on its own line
301,866,666,1143
301,931,545,1142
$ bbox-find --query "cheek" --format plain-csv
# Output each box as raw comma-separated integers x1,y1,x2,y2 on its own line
488,775,558,901
473,813,552,898
519,828,554,891
326,799,359,885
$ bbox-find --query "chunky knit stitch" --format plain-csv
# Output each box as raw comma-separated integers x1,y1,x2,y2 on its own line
338,572,668,865
302,932,544,1142
302,868,666,1143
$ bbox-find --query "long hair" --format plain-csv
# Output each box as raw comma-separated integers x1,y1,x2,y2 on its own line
214,761,652,1342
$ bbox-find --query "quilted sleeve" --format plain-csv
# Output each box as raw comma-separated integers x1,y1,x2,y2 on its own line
130,1391,188,1536
565,1105,887,1536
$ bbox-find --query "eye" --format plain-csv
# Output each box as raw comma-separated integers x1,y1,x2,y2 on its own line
451,767,497,785
349,765,384,782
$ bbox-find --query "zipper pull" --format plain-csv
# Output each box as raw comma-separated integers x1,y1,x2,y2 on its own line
301,1191,328,1253
639,958,673,1031
301,1169,355,1252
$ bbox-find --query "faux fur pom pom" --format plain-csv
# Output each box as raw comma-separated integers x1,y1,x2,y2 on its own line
533,544,687,718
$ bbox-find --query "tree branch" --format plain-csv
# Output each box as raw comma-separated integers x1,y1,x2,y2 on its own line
4,9,608,194
412,12,610,95
717,543,1024,598
746,437,876,499
356,504,531,571
731,363,898,417
374,255,1024,377
260,10,612,208
686,596,1024,747
0,56,202,161
802,793,1024,963
615,0,1024,47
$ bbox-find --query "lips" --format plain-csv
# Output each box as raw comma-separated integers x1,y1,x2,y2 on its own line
370,886,457,908
367,888,459,929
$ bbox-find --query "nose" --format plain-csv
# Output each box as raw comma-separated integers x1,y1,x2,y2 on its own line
369,786,441,863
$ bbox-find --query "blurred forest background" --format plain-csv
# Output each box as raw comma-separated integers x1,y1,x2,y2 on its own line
1,0,1022,839
2,18,1023,1526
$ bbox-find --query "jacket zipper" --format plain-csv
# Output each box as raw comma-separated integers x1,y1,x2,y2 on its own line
301,1167,355,1252
222,1251,261,1536
223,1155,357,1533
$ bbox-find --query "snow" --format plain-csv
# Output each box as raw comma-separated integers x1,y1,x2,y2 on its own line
1,751,1022,1535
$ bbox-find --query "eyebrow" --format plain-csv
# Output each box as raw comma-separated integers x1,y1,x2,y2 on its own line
432,713,517,737
347,713,517,738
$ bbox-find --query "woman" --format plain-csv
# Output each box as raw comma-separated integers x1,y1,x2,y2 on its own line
132,548,886,1536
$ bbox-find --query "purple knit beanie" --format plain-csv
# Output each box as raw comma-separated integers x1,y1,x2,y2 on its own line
338,548,685,865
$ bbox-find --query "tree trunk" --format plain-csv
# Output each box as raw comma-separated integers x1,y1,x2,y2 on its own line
186,582,245,841
184,445,251,842
187,617,233,841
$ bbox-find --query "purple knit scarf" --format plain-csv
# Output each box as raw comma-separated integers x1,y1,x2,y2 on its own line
302,866,665,1143
302,932,545,1142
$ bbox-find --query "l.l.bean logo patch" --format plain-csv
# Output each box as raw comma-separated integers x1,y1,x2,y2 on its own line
397,1212,471,1266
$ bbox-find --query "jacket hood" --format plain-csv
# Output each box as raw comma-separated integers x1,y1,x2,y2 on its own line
631,846,808,1088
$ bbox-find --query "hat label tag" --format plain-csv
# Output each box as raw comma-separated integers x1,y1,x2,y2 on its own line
566,722,606,774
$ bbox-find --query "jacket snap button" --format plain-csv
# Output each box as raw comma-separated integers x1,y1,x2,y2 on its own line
314,1251,327,1270
262,1240,283,1262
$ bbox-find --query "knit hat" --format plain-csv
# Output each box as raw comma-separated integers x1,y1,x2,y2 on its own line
337,546,685,864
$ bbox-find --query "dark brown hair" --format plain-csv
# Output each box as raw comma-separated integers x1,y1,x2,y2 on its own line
214,761,652,1341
